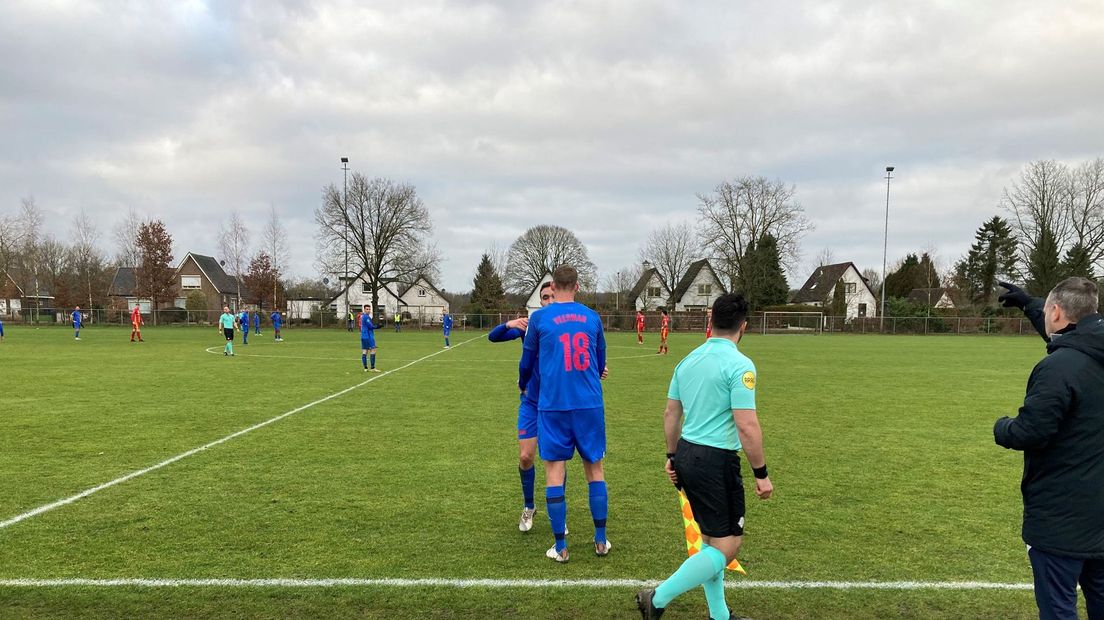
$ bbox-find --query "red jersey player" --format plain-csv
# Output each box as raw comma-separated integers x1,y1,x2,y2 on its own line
657,308,670,355
636,310,646,344
705,307,713,339
130,303,144,342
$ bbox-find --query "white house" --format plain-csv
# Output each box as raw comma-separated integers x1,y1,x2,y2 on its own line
399,275,451,323
791,262,878,320
628,264,671,311
668,259,727,311
327,271,405,319
908,288,956,309
287,297,323,320
525,272,554,314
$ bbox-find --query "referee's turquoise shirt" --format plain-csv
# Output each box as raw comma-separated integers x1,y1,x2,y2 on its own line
667,337,757,451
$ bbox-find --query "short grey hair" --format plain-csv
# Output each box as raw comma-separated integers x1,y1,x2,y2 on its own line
1046,277,1100,322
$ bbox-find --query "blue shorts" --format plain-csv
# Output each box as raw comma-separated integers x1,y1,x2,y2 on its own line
360,336,376,349
538,407,606,463
517,395,538,441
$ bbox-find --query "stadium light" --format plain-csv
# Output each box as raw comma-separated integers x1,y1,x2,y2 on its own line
880,166,894,332
341,157,350,321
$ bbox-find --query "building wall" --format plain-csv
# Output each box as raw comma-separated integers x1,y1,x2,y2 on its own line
177,256,235,314
673,268,724,311
634,272,669,311
331,279,402,319
400,278,450,323
526,274,555,314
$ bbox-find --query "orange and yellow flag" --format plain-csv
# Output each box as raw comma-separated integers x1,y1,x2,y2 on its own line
678,489,746,574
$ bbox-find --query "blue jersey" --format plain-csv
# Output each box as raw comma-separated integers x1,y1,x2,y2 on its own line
71,311,82,327
270,312,281,327
520,301,606,412
252,313,260,327
490,322,540,404
239,312,249,327
359,313,377,336
443,314,453,332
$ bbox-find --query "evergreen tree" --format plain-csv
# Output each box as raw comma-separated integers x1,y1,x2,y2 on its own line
1026,226,1063,296
754,234,790,308
469,253,506,313
1061,243,1096,280
958,216,1018,304
884,254,920,298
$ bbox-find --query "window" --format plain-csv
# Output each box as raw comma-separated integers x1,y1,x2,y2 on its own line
697,283,712,295
174,297,186,308
858,303,867,318
845,282,857,294
419,288,427,297
647,286,661,298
181,275,201,290
361,282,371,294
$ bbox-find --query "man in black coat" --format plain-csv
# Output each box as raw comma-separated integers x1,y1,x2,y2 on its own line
996,277,1104,620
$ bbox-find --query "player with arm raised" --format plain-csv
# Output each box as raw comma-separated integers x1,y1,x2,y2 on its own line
488,281,553,532
519,265,610,562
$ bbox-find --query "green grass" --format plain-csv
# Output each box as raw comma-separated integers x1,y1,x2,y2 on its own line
0,325,1052,618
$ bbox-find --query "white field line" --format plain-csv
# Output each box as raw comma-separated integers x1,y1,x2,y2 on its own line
200,351,661,363
0,335,483,532
0,578,1034,591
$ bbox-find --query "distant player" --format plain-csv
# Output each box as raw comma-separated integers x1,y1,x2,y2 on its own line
636,310,646,344
488,281,555,532
394,313,402,332
72,306,83,340
0,316,4,341
270,310,283,341
130,303,143,342
219,305,236,356
657,309,670,355
520,265,609,562
359,304,381,372
238,309,250,345
252,311,261,335
705,308,713,339
347,310,355,332
443,312,454,348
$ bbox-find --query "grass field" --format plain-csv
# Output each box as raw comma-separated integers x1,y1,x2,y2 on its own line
0,324,1056,618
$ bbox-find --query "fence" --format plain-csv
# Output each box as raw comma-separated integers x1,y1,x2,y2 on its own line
1,308,1040,336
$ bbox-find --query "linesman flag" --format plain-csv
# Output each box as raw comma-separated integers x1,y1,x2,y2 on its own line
678,489,746,574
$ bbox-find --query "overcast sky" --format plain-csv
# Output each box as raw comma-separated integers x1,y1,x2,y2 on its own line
2,0,1102,292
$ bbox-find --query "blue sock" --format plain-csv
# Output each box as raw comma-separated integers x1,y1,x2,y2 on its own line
588,481,608,544
653,544,727,608
703,569,729,620
75,330,79,338
546,485,567,553
370,353,376,369
445,337,450,347
520,467,536,509
362,354,367,368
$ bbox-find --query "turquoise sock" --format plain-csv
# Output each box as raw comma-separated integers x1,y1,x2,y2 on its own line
653,544,727,608
228,342,233,354
703,569,729,619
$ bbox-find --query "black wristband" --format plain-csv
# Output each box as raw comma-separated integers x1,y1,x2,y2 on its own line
666,453,676,460
752,465,768,480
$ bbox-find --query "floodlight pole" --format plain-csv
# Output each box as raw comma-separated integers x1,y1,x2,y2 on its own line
880,166,894,332
341,157,349,321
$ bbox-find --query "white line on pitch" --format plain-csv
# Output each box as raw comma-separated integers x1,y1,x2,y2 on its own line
0,578,1034,591
0,336,483,532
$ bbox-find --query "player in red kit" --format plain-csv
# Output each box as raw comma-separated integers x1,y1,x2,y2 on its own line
636,310,646,344
130,303,144,342
657,308,670,355
705,308,713,339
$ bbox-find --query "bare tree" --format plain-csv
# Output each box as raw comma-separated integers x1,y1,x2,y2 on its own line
504,224,597,294
70,210,110,311
0,212,23,278
639,221,698,293
218,211,251,304
315,173,439,316
698,176,813,290
261,205,289,309
112,208,144,268
1004,160,1073,265
487,241,510,281
17,197,45,317
815,247,836,267
1069,158,1104,269
861,267,882,299
601,264,643,311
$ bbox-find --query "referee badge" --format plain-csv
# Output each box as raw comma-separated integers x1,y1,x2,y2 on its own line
742,371,756,390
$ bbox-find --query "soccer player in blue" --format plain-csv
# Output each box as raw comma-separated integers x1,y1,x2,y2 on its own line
359,304,381,372
442,312,453,348
270,310,283,342
238,309,250,345
520,265,609,562
0,316,4,341
72,306,83,340
252,311,261,335
489,281,554,532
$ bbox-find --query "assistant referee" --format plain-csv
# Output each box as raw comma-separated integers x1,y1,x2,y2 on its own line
637,293,773,620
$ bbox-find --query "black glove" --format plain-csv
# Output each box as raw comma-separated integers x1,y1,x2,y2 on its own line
998,281,1031,310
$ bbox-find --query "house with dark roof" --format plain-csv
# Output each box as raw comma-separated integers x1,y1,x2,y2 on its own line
628,263,671,311
175,253,241,314
792,262,877,320
668,259,727,311
327,270,407,320
908,288,955,309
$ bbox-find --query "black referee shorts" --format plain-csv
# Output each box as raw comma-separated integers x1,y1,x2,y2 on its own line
224,328,234,341
674,438,745,537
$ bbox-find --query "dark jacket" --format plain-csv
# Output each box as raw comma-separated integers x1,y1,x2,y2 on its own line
994,313,1104,559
